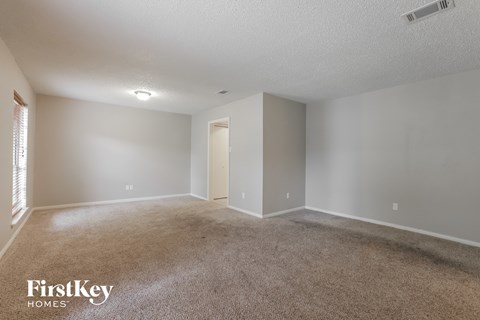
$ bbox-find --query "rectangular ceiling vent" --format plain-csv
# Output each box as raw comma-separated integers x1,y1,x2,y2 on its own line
402,0,455,24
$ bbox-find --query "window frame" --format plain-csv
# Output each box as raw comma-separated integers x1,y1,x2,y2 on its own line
12,91,29,219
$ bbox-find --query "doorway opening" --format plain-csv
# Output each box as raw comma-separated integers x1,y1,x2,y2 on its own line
208,118,230,205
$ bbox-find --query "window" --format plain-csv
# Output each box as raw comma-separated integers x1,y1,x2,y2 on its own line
12,91,28,217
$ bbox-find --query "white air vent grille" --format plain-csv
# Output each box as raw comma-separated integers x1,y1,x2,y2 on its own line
406,13,415,22
403,0,455,24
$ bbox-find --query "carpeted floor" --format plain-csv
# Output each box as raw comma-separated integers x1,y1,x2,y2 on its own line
1,196,479,319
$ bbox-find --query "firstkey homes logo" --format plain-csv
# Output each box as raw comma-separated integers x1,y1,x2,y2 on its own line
27,280,114,308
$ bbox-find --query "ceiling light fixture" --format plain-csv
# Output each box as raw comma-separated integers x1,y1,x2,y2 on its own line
134,90,152,101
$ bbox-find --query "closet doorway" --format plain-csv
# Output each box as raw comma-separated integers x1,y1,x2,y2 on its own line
208,118,230,204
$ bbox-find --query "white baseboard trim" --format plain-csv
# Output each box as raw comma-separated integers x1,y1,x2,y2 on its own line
0,208,35,260
305,206,480,248
34,194,191,211
227,205,262,218
263,206,305,218
190,194,208,201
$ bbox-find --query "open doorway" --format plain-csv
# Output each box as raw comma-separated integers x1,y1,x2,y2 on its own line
208,118,230,205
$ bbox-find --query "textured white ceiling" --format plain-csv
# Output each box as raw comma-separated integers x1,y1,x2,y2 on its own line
1,0,480,114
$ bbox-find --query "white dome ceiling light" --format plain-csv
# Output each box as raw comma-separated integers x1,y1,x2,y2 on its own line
134,90,152,101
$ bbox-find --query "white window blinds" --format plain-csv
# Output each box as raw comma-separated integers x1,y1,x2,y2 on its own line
12,91,28,216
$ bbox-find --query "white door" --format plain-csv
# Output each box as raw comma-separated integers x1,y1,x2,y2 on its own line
211,125,229,199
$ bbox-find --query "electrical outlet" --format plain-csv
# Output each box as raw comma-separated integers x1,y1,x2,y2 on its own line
241,192,245,199
125,185,130,191
286,192,290,199
393,203,399,211
130,185,134,190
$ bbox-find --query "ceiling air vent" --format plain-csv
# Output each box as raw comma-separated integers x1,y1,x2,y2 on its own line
402,0,455,24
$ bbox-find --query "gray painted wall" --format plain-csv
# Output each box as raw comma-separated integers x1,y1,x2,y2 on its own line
34,95,191,207
306,68,480,243
0,38,36,255
263,94,306,215
191,93,264,215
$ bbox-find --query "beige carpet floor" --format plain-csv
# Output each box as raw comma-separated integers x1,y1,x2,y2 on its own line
1,196,479,319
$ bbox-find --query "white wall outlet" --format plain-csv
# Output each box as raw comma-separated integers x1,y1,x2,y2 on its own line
393,203,399,211
241,192,245,199
286,192,290,199
125,185,130,191
130,185,134,190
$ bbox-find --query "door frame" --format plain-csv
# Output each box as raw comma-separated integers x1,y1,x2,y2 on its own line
207,117,230,203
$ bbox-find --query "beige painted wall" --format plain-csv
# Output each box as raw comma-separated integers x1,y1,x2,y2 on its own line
306,68,480,243
191,92,306,216
0,38,36,255
263,94,306,215
34,95,191,207
191,93,264,215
